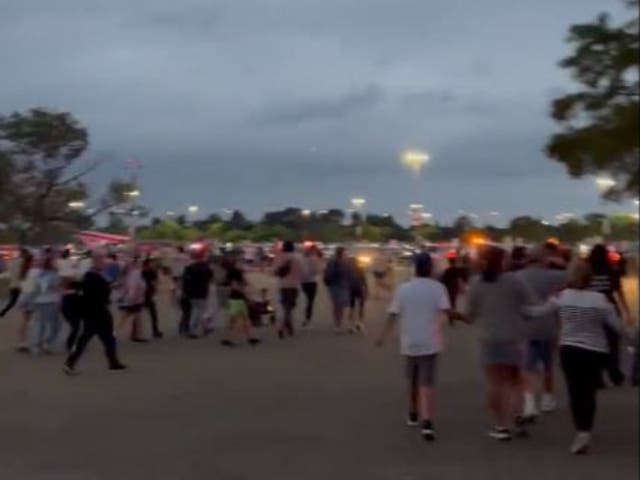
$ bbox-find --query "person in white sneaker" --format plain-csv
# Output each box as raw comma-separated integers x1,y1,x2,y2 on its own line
525,260,634,454
376,253,451,441
517,246,567,421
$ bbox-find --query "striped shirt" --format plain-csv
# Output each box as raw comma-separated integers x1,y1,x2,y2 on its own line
527,289,621,353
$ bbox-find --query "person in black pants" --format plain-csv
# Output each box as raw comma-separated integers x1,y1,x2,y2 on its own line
0,248,31,318
142,258,163,338
61,280,84,352
64,253,126,375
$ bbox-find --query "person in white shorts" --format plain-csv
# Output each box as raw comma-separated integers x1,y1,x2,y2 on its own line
376,253,451,441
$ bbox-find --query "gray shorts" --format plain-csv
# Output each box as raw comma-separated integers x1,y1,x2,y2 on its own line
405,354,438,387
481,341,525,367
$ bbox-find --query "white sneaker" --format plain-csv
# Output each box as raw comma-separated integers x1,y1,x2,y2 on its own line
540,394,557,413
569,432,591,455
523,393,539,419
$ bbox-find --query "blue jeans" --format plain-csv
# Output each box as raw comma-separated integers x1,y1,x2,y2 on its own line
31,303,61,352
189,299,207,335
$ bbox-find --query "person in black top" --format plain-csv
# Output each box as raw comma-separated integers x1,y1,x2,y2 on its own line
509,246,528,272
587,244,631,386
439,254,466,324
347,256,368,333
142,258,163,338
64,252,126,374
182,251,213,338
220,258,260,347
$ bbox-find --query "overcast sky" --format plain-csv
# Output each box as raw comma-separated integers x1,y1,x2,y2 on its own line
1,0,634,224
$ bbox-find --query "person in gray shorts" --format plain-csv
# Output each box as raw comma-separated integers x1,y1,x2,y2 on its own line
465,246,537,441
376,253,451,442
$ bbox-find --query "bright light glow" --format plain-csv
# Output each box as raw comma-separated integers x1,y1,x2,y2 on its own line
634,199,640,206
469,235,487,246
189,242,205,251
595,177,615,190
547,237,560,246
421,212,433,219
409,204,424,210
67,201,85,209
127,189,141,197
631,213,640,220
401,149,430,174
351,197,366,209
301,209,312,217
187,205,199,214
357,254,372,266
166,211,176,217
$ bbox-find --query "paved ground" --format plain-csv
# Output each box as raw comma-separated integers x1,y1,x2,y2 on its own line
0,273,637,480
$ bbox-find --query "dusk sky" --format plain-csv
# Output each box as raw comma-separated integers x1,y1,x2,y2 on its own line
1,0,634,225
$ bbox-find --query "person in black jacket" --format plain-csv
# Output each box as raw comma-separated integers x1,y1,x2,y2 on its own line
64,252,126,375
182,251,213,338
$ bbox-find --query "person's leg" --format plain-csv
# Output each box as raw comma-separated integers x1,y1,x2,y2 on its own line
130,310,145,341
30,305,47,354
43,303,61,351
66,316,82,353
522,341,540,419
96,310,123,368
357,295,365,326
603,324,624,385
146,296,162,337
0,287,21,317
486,366,507,427
418,355,438,421
65,321,96,368
506,366,525,433
17,308,32,350
405,357,419,423
179,296,191,335
561,346,585,431
540,340,557,411
301,282,312,321
307,282,317,321
189,299,204,337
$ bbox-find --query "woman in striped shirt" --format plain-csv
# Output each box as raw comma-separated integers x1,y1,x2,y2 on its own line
526,260,632,454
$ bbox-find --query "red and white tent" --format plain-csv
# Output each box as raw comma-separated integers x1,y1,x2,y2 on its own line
76,231,131,248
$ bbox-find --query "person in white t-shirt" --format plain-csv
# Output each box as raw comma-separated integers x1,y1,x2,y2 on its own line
376,253,451,441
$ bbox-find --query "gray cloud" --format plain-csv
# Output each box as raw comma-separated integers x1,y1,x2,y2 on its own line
0,0,627,223
254,85,385,126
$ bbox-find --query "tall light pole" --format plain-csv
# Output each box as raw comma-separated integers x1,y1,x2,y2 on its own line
187,205,199,225
351,197,366,239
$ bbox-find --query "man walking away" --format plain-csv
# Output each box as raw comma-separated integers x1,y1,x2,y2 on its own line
64,252,126,374
273,241,303,338
376,253,451,441
518,245,567,422
182,251,213,338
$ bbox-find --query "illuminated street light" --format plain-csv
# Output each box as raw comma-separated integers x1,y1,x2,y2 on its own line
67,201,85,209
126,189,141,197
595,177,615,191
400,149,430,175
187,205,199,214
351,197,366,209
301,209,312,217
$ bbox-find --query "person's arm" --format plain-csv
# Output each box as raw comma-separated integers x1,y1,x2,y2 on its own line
376,289,400,346
611,274,632,323
375,312,398,347
522,298,559,317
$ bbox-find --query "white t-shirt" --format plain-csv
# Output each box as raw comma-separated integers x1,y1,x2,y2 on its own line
388,277,451,356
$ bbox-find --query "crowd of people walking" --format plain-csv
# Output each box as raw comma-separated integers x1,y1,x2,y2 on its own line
0,239,636,455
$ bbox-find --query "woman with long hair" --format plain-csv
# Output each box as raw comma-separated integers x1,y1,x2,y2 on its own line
587,244,631,386
465,246,536,441
525,260,632,454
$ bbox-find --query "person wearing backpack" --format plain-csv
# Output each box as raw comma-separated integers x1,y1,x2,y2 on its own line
272,241,303,338
30,254,62,355
324,246,350,333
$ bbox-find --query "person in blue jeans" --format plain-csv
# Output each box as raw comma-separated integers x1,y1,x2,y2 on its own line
30,255,62,355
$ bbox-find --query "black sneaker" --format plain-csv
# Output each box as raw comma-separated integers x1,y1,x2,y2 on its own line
248,338,261,346
488,426,512,441
153,331,164,339
131,337,149,343
406,412,419,427
109,363,127,371
421,420,436,441
221,339,236,347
